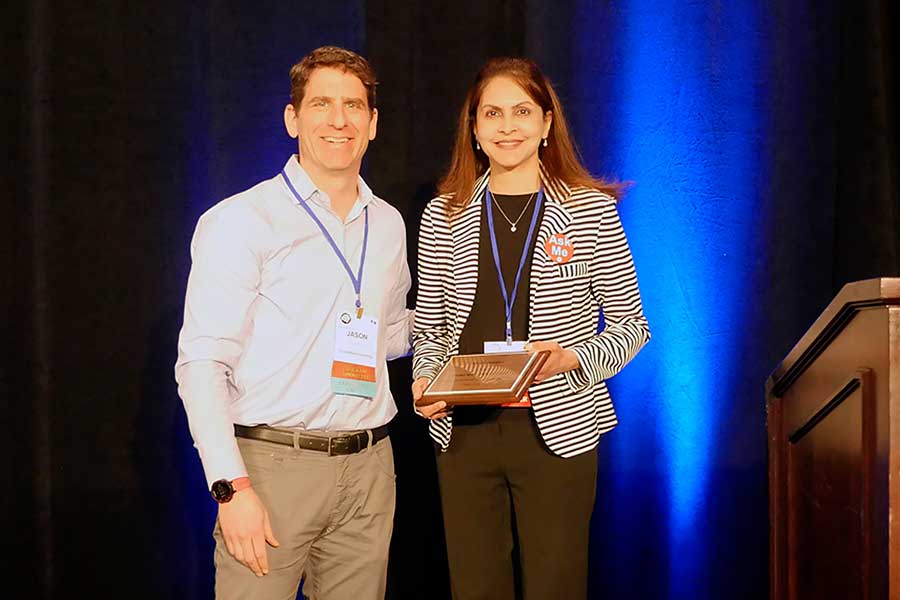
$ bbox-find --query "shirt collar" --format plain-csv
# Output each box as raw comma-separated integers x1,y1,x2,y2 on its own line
282,155,375,212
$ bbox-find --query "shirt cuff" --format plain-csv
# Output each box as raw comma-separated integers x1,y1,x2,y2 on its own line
563,346,592,392
197,438,248,489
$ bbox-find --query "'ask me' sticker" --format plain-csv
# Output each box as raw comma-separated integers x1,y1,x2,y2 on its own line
544,233,574,264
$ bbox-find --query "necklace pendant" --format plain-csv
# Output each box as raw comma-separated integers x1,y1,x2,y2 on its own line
511,225,517,232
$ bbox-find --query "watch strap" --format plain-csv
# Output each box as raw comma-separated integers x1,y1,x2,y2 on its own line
231,477,251,492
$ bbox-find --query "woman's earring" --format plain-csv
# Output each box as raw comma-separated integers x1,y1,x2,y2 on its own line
542,138,548,147
476,141,481,151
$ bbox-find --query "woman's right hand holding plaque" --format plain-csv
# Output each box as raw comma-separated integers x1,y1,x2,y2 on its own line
412,377,450,420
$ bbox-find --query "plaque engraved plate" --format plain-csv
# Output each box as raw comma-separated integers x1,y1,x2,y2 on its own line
417,351,550,406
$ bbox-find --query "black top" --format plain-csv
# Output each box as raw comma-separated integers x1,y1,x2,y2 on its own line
457,191,545,355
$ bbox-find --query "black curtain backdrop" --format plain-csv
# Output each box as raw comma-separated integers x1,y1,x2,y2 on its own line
4,1,897,599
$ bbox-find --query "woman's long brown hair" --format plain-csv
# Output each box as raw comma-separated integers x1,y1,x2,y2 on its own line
438,57,623,213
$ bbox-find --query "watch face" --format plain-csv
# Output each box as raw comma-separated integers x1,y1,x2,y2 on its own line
210,479,234,503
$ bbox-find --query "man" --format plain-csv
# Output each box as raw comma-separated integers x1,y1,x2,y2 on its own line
175,46,412,600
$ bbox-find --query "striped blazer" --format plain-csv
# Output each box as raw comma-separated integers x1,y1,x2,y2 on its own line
413,167,650,457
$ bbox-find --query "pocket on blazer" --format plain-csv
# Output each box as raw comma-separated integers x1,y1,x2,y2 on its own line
556,261,590,279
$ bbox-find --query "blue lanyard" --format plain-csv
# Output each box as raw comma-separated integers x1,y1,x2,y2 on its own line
280,170,369,318
485,187,544,343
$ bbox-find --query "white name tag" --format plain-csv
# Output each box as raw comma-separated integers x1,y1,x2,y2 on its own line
484,340,526,353
332,312,379,397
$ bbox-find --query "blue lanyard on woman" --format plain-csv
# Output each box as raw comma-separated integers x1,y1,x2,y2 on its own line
485,187,544,344
280,170,369,318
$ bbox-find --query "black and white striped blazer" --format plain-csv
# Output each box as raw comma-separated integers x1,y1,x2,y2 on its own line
413,167,650,457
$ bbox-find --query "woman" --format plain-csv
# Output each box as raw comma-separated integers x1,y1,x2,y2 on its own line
412,57,650,599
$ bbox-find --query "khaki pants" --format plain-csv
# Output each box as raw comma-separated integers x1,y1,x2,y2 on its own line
214,435,396,600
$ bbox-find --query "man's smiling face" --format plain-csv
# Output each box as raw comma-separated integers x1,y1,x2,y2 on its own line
285,67,378,179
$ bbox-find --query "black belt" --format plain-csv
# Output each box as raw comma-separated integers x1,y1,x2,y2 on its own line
234,423,389,456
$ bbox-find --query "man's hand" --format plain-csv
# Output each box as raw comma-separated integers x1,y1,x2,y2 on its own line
218,487,280,577
525,341,580,382
412,377,450,419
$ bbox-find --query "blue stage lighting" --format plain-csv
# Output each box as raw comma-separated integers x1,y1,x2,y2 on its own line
572,2,766,597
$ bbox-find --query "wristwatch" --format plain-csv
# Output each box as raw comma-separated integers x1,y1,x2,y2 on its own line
210,477,251,503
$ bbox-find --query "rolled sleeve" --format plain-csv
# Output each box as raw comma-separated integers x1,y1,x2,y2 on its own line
175,209,261,486
566,202,650,389
412,202,453,381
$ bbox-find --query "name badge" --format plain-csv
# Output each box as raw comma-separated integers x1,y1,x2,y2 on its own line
332,312,379,397
484,340,526,353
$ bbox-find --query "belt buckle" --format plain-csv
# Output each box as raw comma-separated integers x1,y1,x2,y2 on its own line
329,435,353,456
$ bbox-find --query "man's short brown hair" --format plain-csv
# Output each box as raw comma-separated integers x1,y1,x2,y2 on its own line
289,46,377,110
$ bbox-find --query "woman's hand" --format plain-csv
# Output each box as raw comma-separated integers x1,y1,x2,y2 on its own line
525,341,580,382
412,377,451,419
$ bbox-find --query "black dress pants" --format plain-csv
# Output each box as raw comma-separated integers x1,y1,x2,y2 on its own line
436,407,598,600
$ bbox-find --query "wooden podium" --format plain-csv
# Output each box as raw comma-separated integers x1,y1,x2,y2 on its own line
767,278,900,600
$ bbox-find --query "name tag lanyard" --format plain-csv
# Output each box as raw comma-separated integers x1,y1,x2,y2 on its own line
281,170,368,318
485,187,544,344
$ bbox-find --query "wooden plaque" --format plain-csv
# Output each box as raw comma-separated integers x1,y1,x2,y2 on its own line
417,351,550,406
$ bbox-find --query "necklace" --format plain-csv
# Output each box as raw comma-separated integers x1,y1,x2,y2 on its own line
491,191,536,232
